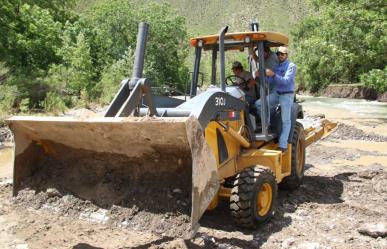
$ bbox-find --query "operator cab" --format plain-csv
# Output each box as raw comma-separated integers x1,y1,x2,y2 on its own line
189,29,297,141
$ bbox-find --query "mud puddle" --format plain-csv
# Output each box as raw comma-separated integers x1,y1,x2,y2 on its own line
0,147,13,179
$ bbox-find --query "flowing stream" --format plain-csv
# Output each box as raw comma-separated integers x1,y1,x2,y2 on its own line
0,147,13,178
299,95,387,120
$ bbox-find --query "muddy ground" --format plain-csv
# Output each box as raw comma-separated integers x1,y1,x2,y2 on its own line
0,105,387,249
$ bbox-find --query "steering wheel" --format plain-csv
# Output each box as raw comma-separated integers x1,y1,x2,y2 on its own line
225,75,249,90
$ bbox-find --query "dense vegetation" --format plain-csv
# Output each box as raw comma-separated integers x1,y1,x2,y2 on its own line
0,0,188,117
0,0,386,119
292,0,386,93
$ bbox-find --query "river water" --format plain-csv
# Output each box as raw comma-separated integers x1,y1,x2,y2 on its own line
299,95,387,120
0,147,12,178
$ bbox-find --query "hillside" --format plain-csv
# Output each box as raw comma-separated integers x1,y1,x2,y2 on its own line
76,0,310,38
168,0,309,37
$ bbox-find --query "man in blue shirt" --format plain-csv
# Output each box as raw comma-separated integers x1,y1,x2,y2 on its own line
255,46,297,152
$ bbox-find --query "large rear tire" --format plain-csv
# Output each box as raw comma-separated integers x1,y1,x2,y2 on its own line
230,167,277,228
280,122,306,190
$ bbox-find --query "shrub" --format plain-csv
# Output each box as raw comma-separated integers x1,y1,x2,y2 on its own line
0,85,18,121
95,47,134,104
360,67,387,93
43,92,67,114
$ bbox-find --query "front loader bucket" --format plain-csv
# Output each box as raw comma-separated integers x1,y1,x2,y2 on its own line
7,115,219,236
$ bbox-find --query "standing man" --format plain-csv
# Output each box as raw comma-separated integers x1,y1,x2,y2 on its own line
262,46,279,94
252,45,279,110
258,46,297,152
261,45,279,71
251,45,279,72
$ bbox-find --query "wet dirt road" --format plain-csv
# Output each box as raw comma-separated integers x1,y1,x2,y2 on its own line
0,102,386,249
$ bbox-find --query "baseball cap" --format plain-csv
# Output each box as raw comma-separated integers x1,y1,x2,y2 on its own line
232,61,243,69
278,46,288,54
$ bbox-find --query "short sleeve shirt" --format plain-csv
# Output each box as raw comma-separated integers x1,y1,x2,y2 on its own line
236,70,253,84
236,70,255,98
265,52,279,71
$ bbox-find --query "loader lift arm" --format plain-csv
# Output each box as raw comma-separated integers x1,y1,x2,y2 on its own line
104,22,158,117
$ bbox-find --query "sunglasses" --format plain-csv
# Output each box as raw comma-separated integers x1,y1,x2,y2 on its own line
277,52,287,56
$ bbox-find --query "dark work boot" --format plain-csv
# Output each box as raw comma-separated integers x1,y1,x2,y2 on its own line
278,147,288,153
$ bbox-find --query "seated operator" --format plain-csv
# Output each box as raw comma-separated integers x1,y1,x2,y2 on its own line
231,61,257,105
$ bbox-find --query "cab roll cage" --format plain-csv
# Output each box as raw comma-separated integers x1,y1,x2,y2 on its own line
190,24,271,140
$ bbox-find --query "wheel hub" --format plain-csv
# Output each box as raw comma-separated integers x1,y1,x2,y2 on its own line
257,183,273,216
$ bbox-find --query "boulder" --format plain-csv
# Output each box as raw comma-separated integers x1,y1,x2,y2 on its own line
358,222,387,238
323,85,378,100
377,92,387,102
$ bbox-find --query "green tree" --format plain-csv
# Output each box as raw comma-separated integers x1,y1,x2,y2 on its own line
96,47,135,104
0,1,76,109
137,2,189,90
43,29,94,111
0,4,62,73
0,0,190,112
21,0,76,22
47,32,94,96
81,0,189,92
292,0,387,92
0,1,75,73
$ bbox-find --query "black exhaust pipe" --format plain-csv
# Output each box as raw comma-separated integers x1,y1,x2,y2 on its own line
219,26,228,92
251,21,259,32
129,22,149,89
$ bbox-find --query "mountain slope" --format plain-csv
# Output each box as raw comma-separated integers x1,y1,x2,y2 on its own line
76,0,310,38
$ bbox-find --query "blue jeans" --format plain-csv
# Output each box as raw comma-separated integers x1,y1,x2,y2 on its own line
245,95,256,106
255,92,279,116
255,93,293,149
278,93,293,149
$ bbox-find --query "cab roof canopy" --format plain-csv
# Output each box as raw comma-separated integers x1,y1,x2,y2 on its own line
190,31,288,51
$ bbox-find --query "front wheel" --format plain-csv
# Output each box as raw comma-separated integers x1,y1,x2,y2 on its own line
230,166,277,228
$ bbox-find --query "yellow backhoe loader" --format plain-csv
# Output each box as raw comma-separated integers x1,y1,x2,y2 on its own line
7,22,336,234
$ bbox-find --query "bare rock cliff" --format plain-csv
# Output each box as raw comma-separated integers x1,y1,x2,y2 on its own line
323,85,387,102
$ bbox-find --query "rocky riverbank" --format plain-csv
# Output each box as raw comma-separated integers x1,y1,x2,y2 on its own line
0,124,12,147
322,85,387,102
